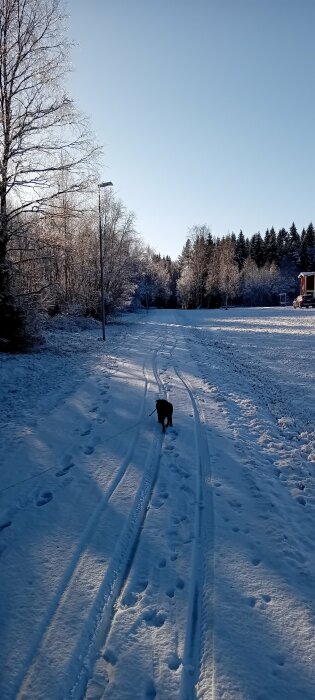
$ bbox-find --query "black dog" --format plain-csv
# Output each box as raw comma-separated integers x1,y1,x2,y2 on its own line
156,399,173,433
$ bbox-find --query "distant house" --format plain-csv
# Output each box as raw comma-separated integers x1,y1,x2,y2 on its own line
298,271,315,296
293,272,315,308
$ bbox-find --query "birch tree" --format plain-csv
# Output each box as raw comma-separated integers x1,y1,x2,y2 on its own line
0,0,99,347
206,238,239,307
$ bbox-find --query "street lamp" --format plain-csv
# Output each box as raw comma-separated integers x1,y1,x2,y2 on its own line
98,181,113,340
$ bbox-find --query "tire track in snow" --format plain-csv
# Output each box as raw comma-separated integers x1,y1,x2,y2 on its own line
174,367,215,700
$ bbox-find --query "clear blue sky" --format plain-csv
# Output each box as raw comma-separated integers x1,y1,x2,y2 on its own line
67,0,315,260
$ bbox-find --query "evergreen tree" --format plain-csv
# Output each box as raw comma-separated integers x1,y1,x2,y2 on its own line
162,256,179,307
235,230,247,270
250,233,265,267
264,227,278,265
206,232,215,263
288,222,300,267
178,239,192,271
300,223,315,271
277,228,289,262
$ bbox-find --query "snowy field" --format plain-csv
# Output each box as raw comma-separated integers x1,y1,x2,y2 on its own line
1,307,315,700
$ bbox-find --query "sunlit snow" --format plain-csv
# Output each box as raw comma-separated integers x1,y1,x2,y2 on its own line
1,307,315,700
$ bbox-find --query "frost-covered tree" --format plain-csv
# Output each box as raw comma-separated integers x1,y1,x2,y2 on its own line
241,259,281,305
100,192,139,318
0,0,99,348
176,263,195,308
178,225,212,307
206,238,239,307
135,247,172,310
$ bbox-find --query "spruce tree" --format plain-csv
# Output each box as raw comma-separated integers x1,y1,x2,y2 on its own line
235,230,247,270
300,223,315,271
288,222,300,267
264,227,278,265
250,233,265,267
277,228,289,262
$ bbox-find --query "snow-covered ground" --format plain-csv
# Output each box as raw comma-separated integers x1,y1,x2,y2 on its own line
1,307,315,700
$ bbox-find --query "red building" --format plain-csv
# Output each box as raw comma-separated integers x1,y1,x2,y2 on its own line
293,272,315,307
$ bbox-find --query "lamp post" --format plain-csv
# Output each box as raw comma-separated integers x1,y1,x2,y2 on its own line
98,181,113,340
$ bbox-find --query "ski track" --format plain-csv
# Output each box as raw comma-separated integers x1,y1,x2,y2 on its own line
83,326,215,700
12,331,169,700
81,335,181,699
174,367,214,700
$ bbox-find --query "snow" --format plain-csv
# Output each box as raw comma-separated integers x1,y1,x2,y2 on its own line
1,306,315,700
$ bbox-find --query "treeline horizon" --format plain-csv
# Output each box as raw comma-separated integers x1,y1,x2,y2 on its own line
147,221,315,310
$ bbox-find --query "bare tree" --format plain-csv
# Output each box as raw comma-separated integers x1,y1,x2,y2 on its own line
240,258,281,306
207,238,239,307
99,191,140,318
176,263,195,308
187,225,212,307
0,0,100,346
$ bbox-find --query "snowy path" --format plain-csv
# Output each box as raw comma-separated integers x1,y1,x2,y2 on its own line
1,308,315,699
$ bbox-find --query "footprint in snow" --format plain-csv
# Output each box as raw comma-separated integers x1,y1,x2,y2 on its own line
56,461,74,477
274,653,286,666
143,609,166,628
0,520,12,532
84,445,95,455
80,426,92,437
229,499,242,509
175,578,185,590
247,596,257,608
166,587,175,598
145,679,156,699
151,498,164,509
158,558,167,568
103,648,117,666
60,453,75,468
252,557,261,567
122,579,148,607
36,491,53,507
167,654,181,671
296,495,306,506
262,594,271,603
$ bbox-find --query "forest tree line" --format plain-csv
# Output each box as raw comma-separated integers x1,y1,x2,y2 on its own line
171,222,315,310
